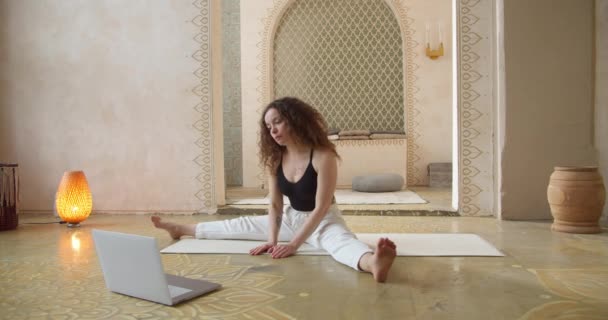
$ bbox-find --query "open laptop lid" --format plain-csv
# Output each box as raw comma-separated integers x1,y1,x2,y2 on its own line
93,229,175,305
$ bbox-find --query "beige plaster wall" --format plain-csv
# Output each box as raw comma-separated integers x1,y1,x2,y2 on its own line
0,1,206,213
7,0,598,220
335,140,407,188
597,0,608,222
502,0,597,220
240,0,453,188
410,0,453,186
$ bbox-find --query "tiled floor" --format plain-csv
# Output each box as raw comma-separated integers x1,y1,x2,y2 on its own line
1,213,607,319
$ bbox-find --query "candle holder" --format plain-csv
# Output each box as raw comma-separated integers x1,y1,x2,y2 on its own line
426,42,444,60
425,22,445,60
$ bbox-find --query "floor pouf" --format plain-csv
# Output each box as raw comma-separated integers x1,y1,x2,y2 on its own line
352,173,404,193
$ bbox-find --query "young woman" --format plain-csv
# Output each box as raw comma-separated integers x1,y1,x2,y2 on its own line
152,97,396,282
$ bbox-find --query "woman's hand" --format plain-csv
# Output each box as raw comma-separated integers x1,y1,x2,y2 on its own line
270,244,298,259
249,243,275,255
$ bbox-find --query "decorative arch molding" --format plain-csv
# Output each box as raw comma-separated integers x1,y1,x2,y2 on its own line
192,0,214,212
257,0,424,186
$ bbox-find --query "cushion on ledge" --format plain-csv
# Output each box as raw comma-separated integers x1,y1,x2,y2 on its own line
339,135,369,140
370,130,406,135
370,133,406,139
339,129,370,136
352,173,404,193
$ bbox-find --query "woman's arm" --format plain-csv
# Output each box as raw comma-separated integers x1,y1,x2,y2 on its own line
250,169,284,255
270,149,337,258
266,171,284,244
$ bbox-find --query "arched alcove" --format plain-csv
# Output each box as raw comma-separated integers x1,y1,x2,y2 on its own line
273,0,404,133
230,0,497,216
252,0,423,189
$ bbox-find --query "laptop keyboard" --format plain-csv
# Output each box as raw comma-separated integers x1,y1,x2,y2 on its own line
168,285,193,297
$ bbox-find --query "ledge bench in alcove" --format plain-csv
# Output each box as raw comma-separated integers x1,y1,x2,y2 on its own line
352,173,405,192
333,138,407,189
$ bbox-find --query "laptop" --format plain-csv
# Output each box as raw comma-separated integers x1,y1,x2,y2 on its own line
92,229,221,305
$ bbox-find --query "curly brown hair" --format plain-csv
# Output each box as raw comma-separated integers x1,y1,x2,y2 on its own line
259,97,340,171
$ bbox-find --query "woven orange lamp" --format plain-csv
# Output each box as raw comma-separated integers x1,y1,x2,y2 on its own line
55,171,92,227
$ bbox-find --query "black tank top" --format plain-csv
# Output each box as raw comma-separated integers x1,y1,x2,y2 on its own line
277,150,317,211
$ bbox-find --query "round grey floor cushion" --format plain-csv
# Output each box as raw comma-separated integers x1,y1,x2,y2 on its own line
352,173,404,192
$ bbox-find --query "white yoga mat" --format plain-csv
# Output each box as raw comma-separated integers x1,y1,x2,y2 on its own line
229,189,427,205
160,233,504,257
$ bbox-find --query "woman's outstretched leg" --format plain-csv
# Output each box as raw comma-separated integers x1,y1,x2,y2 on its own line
358,238,397,283
313,210,397,283
152,215,294,241
151,216,196,239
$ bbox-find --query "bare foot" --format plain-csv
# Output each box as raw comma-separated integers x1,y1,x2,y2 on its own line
151,216,184,240
370,238,397,283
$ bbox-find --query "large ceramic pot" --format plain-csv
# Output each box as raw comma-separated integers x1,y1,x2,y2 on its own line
547,166,605,234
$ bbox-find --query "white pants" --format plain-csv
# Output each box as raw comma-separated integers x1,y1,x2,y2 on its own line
194,205,373,270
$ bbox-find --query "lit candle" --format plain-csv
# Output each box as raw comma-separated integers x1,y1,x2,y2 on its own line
438,22,443,45
425,23,430,47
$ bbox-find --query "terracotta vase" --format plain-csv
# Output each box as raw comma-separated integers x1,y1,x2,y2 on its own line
547,166,605,234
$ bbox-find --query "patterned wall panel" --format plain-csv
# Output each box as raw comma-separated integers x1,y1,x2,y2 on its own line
457,0,494,216
222,0,243,186
192,0,215,211
273,0,404,132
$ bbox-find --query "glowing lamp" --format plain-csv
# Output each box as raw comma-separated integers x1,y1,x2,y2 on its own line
55,171,92,227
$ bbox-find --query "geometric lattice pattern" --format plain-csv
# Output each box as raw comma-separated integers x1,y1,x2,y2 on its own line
273,0,404,131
